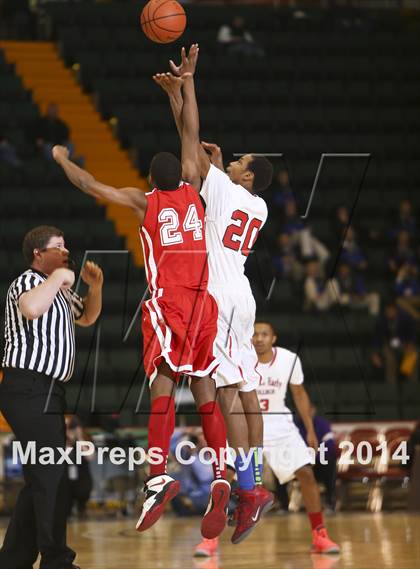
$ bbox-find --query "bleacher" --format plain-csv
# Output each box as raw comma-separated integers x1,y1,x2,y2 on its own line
0,44,148,423
1,3,419,423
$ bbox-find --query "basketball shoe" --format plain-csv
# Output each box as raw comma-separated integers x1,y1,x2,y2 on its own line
135,474,180,532
194,537,219,557
231,486,274,544
201,479,231,539
311,527,341,554
229,486,274,528
254,485,275,518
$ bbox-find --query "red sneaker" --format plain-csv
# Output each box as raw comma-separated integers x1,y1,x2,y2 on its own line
229,486,274,528
230,489,259,544
194,537,219,557
311,527,341,554
254,485,274,520
201,479,230,539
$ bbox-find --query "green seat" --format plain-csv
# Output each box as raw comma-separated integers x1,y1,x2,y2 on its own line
337,382,369,404
371,403,400,421
369,383,399,403
13,102,39,125
108,349,141,373
402,403,420,421
333,346,363,367
402,383,420,404
0,75,25,99
301,347,333,367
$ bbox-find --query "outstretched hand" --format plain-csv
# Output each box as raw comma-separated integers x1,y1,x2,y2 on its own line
153,72,184,95
202,141,222,159
169,43,199,77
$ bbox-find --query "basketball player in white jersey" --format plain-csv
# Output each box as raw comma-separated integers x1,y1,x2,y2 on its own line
153,44,274,548
249,321,340,554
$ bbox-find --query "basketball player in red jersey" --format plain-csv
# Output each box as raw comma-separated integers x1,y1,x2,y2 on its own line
52,146,230,539
154,45,275,547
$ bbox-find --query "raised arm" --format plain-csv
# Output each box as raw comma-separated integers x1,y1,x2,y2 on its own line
52,146,147,222
154,44,215,186
153,73,184,140
180,73,202,188
182,72,211,183
77,261,103,327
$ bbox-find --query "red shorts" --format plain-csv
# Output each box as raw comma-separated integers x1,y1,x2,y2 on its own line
142,287,219,383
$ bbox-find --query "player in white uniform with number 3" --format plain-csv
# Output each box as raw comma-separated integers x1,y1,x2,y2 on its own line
251,321,340,555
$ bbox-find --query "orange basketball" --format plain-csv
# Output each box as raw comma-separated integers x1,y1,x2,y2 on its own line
140,0,187,44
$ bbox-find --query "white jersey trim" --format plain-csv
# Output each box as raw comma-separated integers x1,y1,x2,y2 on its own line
146,289,218,386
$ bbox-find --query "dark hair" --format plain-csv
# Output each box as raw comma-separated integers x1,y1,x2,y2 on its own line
248,155,273,193
255,320,277,336
150,152,182,191
22,225,64,264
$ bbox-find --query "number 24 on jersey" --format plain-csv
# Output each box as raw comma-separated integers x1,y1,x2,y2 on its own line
159,204,203,246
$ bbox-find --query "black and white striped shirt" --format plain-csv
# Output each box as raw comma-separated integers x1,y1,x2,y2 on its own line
2,269,84,381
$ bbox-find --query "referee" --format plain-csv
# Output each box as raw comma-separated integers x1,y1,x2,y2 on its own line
0,225,103,569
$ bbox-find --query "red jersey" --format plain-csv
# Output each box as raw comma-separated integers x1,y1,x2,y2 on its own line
139,183,208,292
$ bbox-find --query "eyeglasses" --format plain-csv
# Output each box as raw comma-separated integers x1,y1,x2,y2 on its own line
39,245,68,252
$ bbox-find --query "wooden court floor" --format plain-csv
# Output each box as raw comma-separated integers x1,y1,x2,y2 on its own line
1,512,419,568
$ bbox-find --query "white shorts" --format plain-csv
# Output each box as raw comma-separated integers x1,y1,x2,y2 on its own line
264,429,313,485
209,287,260,389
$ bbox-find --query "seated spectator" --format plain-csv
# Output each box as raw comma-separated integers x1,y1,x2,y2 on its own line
0,134,21,167
335,262,380,316
388,230,418,274
388,198,418,240
331,205,351,246
217,16,265,57
303,259,338,312
296,404,337,511
331,205,375,247
273,232,304,281
270,168,295,210
283,200,330,266
371,300,418,383
395,263,420,321
340,226,367,272
33,102,78,162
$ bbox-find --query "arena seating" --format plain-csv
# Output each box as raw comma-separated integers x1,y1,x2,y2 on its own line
332,421,414,510
0,46,147,422
1,4,419,423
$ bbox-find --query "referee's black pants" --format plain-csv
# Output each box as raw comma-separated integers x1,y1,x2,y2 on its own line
0,368,76,569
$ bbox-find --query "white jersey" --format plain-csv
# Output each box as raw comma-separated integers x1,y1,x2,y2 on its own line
200,165,268,292
256,347,304,444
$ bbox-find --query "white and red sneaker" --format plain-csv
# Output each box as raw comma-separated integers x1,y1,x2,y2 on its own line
201,479,231,539
194,537,219,557
311,527,341,554
135,474,180,532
